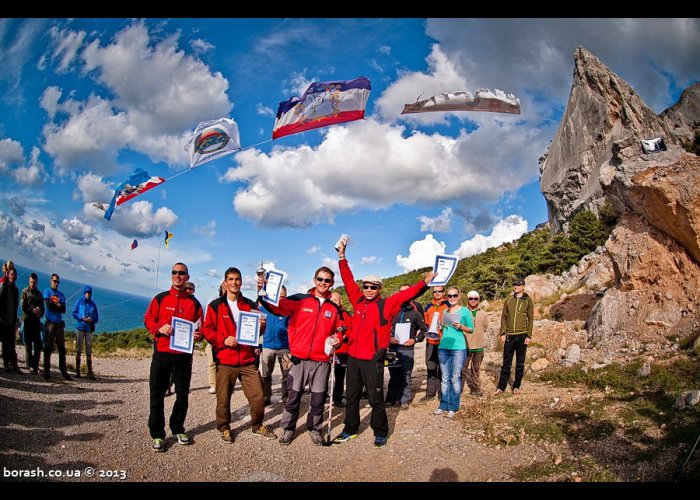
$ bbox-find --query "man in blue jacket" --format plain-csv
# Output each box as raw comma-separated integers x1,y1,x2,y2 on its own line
44,273,71,380
72,285,99,380
259,285,290,406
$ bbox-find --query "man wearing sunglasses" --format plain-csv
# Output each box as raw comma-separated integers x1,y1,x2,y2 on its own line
144,262,203,452
420,286,450,402
334,239,436,449
43,273,71,380
258,266,341,447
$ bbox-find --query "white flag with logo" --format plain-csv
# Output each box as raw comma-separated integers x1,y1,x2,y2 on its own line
184,118,241,169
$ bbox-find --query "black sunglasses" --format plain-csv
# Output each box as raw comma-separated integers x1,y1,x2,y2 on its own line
432,289,445,294
171,270,187,276
468,298,479,301
315,277,332,283
446,294,459,298
52,279,60,284
363,284,379,290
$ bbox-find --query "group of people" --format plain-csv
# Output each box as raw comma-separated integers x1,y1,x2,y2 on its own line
0,260,100,381
144,238,535,453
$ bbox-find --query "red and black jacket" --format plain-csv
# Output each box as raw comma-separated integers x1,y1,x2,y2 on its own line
339,259,428,361
335,309,352,356
263,289,340,362
202,294,261,367
144,287,203,355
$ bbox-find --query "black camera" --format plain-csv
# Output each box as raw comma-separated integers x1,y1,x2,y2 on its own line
383,351,401,368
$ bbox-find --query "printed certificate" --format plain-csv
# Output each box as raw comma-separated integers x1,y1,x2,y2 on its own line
263,270,285,306
237,311,261,347
394,322,411,344
429,254,458,287
170,317,195,354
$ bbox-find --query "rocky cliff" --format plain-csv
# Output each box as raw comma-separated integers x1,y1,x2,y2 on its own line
536,47,700,361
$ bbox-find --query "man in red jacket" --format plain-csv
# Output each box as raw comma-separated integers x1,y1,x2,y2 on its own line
334,240,436,448
144,262,203,452
259,266,341,446
203,267,275,444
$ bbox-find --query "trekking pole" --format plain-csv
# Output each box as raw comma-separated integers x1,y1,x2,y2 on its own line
325,348,336,446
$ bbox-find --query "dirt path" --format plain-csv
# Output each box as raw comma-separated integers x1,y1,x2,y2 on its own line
0,343,547,482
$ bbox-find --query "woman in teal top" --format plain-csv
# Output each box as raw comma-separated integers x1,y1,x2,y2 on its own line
433,287,474,417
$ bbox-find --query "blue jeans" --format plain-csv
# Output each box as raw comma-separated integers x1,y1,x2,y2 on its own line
438,348,466,412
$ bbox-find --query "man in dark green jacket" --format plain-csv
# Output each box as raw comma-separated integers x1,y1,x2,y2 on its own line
495,278,533,395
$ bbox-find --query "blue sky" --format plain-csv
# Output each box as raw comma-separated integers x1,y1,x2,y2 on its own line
1,18,698,301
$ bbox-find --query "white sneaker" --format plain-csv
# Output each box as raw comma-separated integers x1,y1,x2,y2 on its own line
433,409,444,415
208,386,216,394
447,411,456,419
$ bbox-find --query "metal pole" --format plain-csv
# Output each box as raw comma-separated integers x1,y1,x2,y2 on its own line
325,349,335,445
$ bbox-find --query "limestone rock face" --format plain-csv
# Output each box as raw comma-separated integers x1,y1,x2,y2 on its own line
540,47,694,233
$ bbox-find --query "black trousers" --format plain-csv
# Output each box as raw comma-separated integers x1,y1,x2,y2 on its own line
44,320,67,374
497,334,528,391
1,323,18,368
148,351,193,439
425,343,441,398
24,316,42,371
342,356,388,438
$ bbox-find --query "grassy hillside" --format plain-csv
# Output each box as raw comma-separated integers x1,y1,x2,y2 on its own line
336,209,615,306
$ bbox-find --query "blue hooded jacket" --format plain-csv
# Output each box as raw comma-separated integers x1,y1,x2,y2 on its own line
72,285,99,332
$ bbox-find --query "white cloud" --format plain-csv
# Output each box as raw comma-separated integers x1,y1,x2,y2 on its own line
6,196,26,216
207,268,219,278
419,207,453,232
42,22,232,173
61,217,97,246
0,19,46,106
73,172,113,203
375,44,468,124
426,19,700,114
454,215,528,259
193,220,216,237
284,70,314,97
378,45,391,55
361,256,378,265
0,140,46,185
396,234,447,272
224,117,545,227
190,38,214,54
49,26,86,73
100,200,178,239
307,245,321,254
256,103,274,117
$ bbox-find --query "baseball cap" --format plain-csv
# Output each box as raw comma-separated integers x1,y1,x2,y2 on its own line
361,274,383,286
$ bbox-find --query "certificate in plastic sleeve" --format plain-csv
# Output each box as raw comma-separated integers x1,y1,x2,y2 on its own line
236,311,261,347
170,317,195,354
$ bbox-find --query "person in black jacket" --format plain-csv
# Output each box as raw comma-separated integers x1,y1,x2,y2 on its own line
0,265,20,373
385,285,428,409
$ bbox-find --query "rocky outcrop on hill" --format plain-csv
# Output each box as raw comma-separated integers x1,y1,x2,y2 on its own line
540,47,696,233
534,47,700,363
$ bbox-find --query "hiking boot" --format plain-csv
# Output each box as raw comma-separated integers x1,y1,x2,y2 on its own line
333,400,345,408
152,438,165,452
208,386,216,394
61,372,73,381
43,372,50,380
279,430,294,446
176,433,191,445
433,408,444,415
87,371,96,381
221,429,233,443
252,425,276,440
309,429,324,446
334,431,358,443
373,436,387,449
400,403,410,410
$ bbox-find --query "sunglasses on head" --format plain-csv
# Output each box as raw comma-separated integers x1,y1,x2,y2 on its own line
363,284,379,290
315,277,332,283
446,293,459,298
171,270,187,276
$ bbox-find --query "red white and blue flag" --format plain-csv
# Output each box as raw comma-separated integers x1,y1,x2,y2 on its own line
185,117,241,169
104,168,166,221
272,77,371,140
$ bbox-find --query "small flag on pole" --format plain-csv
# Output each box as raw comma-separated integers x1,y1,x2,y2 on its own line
131,239,138,250
164,231,174,249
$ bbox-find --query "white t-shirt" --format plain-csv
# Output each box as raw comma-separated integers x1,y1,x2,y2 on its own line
227,297,240,330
